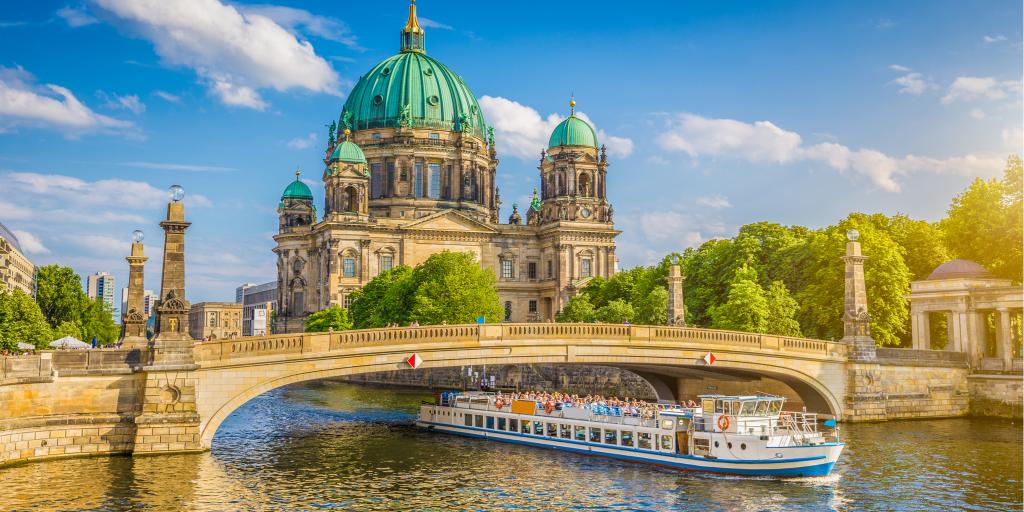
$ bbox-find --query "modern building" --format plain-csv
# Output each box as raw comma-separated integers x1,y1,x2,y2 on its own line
188,302,243,341
235,283,256,304
87,271,117,320
121,288,157,317
241,281,278,336
0,222,35,296
273,2,619,332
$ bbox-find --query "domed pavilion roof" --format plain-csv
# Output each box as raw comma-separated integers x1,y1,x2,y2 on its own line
338,2,486,139
548,100,598,149
282,171,313,200
927,259,992,280
331,139,366,164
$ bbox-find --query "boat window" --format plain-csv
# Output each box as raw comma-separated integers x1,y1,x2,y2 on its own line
464,414,472,427
755,401,769,416
768,401,783,415
574,425,587,441
534,422,544,436
661,419,674,430
589,427,601,443
497,417,506,430
661,435,673,451
638,432,652,450
486,416,494,429
604,430,617,445
545,423,557,437
714,400,724,414
559,424,572,439
731,401,741,414
475,415,483,428
740,401,756,416
702,399,715,415
521,420,531,435
509,419,518,432
621,431,634,447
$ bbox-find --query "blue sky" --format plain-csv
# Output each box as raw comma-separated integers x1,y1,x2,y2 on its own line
0,0,1020,308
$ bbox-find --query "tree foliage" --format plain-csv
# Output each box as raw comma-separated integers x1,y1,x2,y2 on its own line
32,264,119,345
305,305,354,332
594,299,635,324
349,252,503,328
556,257,674,324
0,290,53,351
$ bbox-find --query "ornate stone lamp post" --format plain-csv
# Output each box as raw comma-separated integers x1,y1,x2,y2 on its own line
667,255,686,326
151,184,196,366
841,229,876,361
120,229,148,348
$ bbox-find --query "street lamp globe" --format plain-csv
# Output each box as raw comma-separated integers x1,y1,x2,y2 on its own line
131,230,144,243
169,184,185,202
846,229,860,241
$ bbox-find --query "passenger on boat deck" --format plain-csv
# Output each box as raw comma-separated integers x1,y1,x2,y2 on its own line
494,391,692,419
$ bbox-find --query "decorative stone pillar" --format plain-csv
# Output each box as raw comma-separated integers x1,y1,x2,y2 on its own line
911,310,930,350
120,230,149,348
998,308,1013,370
134,184,202,456
667,257,686,326
841,229,875,361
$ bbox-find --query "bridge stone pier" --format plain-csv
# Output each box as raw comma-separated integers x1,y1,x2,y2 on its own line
4,321,1005,467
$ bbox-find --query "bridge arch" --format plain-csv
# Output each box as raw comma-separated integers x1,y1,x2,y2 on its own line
194,324,847,447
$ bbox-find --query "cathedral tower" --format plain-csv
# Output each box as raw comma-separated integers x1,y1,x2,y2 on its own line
324,129,370,220
538,99,613,225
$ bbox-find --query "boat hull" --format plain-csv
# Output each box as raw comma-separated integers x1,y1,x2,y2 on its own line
416,420,842,477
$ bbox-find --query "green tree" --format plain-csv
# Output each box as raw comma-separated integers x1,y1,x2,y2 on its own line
557,295,595,322
941,155,1023,282
408,252,503,325
764,281,802,337
349,266,414,328
34,265,85,327
305,305,354,332
54,320,85,340
710,264,769,333
594,299,635,324
0,290,53,351
79,297,119,345
634,287,669,325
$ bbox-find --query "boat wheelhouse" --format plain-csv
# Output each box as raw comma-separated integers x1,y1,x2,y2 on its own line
416,392,844,477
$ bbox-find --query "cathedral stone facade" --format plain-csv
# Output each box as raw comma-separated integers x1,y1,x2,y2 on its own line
273,2,619,332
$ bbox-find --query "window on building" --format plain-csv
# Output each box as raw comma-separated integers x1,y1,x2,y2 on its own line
343,295,353,308
581,258,592,278
500,259,513,279
414,162,424,198
528,300,537,314
386,162,395,195
370,163,384,198
372,132,381,140
343,257,356,278
504,301,512,321
428,163,441,199
429,132,440,140
547,260,553,279
380,254,394,273
527,262,537,280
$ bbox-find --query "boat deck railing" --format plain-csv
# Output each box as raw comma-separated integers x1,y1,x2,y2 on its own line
441,398,665,428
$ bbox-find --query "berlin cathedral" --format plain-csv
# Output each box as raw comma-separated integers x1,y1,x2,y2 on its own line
274,1,619,332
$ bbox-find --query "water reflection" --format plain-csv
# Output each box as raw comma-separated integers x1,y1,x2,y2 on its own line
0,381,1020,511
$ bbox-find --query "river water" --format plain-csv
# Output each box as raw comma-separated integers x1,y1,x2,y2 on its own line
1,381,1020,511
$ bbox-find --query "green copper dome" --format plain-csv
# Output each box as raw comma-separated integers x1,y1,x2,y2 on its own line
331,140,367,164
340,52,486,138
282,174,313,200
548,115,598,149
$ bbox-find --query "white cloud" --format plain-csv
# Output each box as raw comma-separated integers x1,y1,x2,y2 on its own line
286,132,317,149
942,76,1022,104
892,72,929,95
120,161,235,172
237,4,360,48
2,171,212,210
969,108,986,120
695,195,732,209
93,0,340,110
888,64,911,72
0,65,137,137
57,6,98,27
1002,127,1023,151
99,91,146,114
153,90,181,103
478,95,635,160
10,230,49,254
419,17,453,30
983,34,1007,44
655,112,1004,192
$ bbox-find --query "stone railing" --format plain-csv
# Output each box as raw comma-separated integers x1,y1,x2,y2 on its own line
1,349,147,383
195,323,845,362
875,347,969,368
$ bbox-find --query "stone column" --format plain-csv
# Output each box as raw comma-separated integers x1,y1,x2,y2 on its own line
120,235,149,348
947,311,959,352
998,308,1013,370
911,311,931,350
667,258,685,326
840,229,875,361
153,192,195,365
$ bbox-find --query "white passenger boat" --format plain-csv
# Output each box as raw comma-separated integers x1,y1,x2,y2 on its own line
416,392,844,477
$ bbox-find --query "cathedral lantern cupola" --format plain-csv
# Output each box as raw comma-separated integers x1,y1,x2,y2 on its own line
400,0,425,53
538,98,612,225
324,129,370,219
278,170,316,231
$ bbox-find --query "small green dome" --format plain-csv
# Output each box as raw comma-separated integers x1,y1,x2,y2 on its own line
548,115,598,149
282,175,313,200
331,140,366,164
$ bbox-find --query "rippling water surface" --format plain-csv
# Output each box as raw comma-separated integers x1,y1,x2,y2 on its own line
1,381,1021,511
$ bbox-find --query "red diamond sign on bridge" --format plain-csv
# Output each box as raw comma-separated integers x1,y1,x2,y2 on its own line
407,353,423,369
703,352,716,365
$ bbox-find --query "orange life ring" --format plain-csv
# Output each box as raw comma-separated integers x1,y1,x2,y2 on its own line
717,414,731,431
494,398,505,409
544,401,555,414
